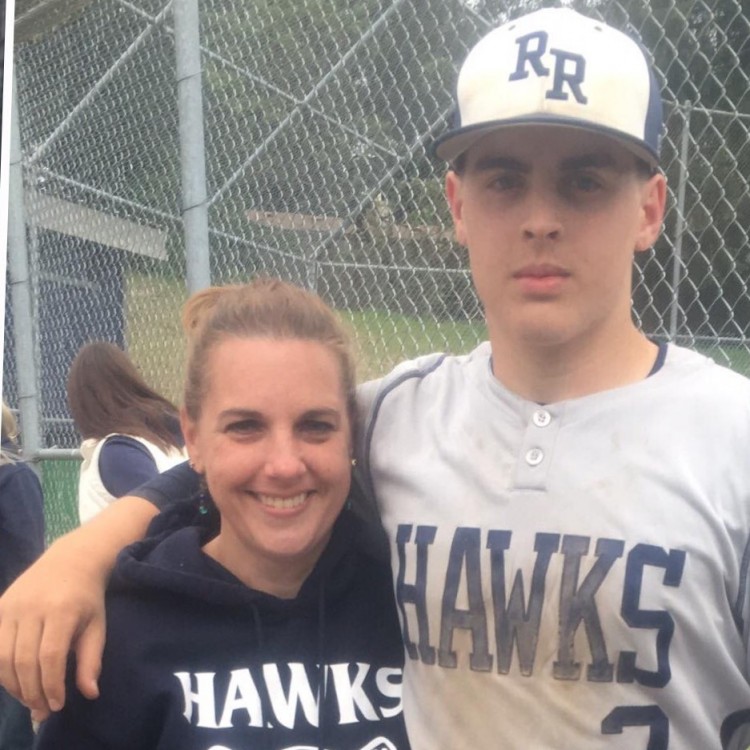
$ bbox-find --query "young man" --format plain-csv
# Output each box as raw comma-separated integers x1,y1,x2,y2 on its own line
2,7,750,749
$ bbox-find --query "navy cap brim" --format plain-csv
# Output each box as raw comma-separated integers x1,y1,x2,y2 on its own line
432,115,660,168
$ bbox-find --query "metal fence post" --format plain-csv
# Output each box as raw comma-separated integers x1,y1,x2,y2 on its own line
8,70,42,468
173,0,211,293
669,100,692,340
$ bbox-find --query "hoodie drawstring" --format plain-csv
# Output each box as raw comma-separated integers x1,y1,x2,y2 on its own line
317,579,327,750
251,605,275,750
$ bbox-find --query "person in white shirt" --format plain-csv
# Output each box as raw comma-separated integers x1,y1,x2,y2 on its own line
66,341,186,523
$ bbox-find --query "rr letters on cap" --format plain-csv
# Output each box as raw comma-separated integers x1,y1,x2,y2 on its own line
509,31,588,105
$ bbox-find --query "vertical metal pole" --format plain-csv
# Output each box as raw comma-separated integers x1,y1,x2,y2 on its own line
305,243,320,293
8,70,42,465
669,100,691,340
173,0,210,293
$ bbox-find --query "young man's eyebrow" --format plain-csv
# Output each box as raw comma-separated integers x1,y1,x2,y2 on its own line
559,153,618,170
470,153,619,173
471,155,529,173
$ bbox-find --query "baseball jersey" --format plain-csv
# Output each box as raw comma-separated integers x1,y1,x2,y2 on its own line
358,341,750,750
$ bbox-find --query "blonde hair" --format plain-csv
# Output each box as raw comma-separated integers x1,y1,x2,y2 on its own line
182,278,357,431
0,402,20,465
1,403,18,443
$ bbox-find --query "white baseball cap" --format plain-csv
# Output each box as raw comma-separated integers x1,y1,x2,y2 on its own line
433,8,663,167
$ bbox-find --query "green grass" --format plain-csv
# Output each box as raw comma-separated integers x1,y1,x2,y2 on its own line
125,274,188,404
122,272,487,388
695,343,750,376
343,309,486,381
42,460,81,545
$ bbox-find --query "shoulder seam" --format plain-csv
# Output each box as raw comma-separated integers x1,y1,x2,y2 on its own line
361,354,449,501
733,531,750,634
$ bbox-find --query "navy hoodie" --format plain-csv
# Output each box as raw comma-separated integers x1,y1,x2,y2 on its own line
0,446,45,593
36,500,410,750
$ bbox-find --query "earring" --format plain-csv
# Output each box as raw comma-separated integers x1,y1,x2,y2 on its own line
350,458,357,467
197,473,210,515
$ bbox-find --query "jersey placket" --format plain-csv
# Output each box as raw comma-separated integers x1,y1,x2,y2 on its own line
511,403,563,491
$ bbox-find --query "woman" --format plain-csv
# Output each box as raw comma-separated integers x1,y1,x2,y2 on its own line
35,279,408,749
67,341,186,523
0,403,45,750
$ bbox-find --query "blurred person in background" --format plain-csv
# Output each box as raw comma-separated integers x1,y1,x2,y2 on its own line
0,402,44,750
67,341,187,523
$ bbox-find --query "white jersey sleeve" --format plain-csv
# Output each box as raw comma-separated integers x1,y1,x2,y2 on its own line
361,342,750,750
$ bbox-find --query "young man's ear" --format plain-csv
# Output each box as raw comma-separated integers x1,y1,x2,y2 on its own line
445,170,468,247
634,172,667,253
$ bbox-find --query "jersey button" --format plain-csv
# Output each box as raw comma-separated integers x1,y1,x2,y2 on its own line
532,409,551,427
525,447,544,466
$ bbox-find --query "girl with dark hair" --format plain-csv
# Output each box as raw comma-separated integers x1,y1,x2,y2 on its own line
67,342,186,523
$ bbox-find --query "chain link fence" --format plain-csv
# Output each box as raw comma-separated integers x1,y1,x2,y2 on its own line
6,0,750,541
